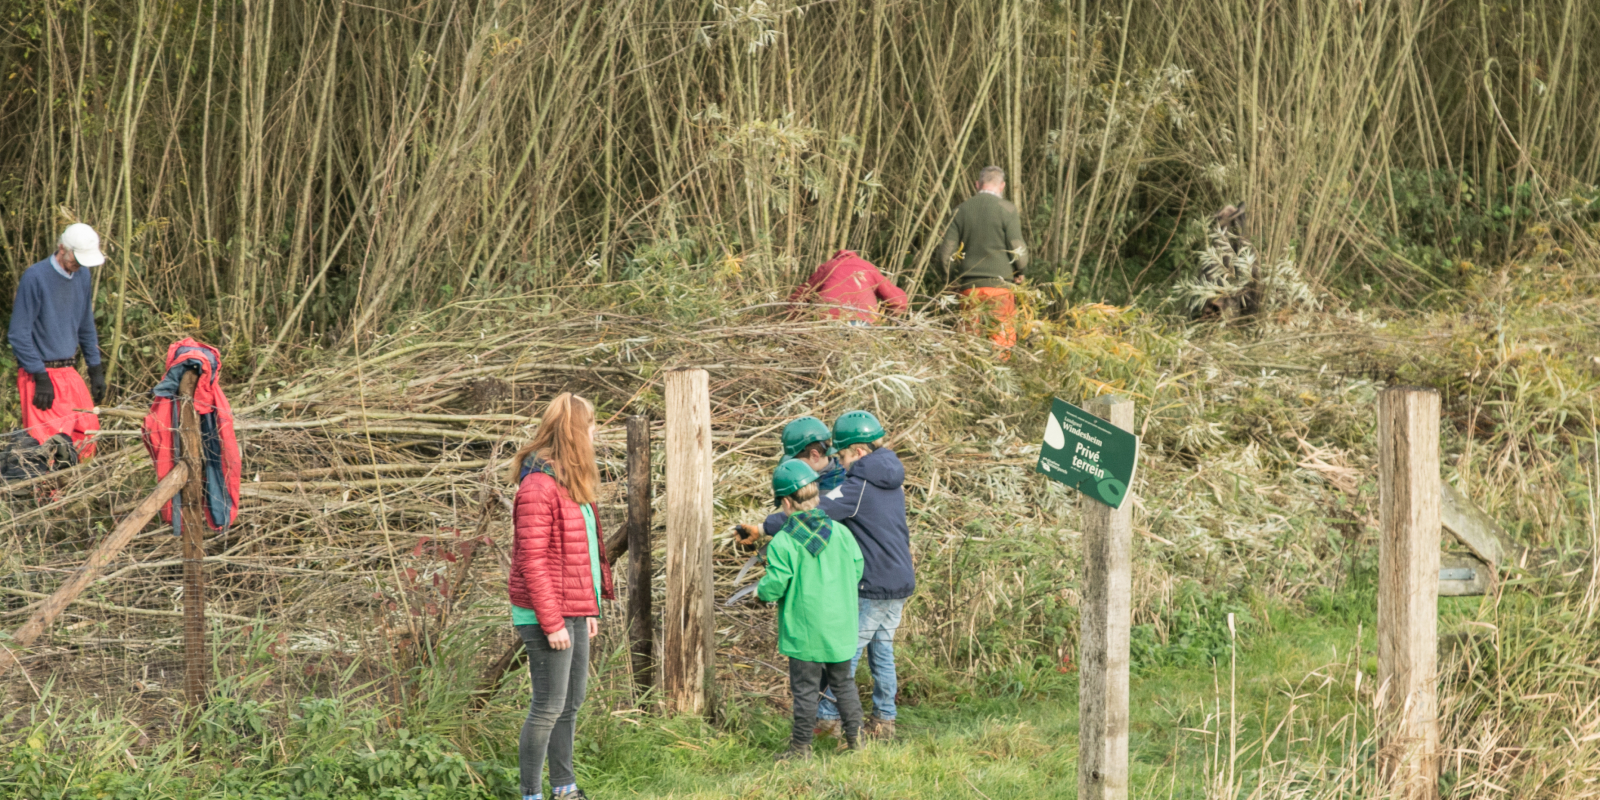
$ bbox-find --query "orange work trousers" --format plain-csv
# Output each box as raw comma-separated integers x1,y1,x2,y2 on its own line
958,287,1018,351
17,367,99,459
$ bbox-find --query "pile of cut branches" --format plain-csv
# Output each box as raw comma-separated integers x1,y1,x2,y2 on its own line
0,306,1001,712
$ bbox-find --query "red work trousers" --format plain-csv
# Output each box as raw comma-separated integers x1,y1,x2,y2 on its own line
17,367,99,459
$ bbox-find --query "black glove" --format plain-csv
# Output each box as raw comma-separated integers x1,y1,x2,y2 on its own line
87,363,107,405
29,372,54,410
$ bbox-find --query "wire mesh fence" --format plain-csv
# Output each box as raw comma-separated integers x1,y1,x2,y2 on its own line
2,460,649,729
0,430,780,736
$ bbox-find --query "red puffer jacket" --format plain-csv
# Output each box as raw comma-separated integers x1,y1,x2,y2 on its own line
789,250,909,323
509,465,615,634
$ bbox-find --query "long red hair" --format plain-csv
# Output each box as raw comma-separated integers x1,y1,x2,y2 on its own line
509,393,600,505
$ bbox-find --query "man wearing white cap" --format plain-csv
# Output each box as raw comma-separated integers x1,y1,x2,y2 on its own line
7,223,106,459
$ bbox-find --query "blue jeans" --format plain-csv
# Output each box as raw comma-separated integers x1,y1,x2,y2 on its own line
818,597,905,722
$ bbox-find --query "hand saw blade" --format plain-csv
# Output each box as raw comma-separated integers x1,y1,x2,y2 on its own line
731,550,764,587
724,583,761,607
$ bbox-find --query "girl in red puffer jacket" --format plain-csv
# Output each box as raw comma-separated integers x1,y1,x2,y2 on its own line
507,393,613,800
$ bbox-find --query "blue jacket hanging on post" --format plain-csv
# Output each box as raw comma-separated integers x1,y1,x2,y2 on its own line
140,339,241,532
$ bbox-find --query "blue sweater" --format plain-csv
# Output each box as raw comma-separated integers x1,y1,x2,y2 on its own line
762,458,848,536
8,257,100,374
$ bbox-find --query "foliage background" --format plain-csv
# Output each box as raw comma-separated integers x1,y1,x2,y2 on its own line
4,0,1600,384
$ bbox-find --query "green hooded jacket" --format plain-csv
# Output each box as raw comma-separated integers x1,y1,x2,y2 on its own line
756,508,865,662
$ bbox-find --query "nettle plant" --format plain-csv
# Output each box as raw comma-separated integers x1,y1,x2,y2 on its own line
371,526,492,665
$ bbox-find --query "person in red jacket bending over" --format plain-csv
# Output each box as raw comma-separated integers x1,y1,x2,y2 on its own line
788,249,909,324
507,392,614,800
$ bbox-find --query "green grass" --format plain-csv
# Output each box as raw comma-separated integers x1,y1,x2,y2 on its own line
566,594,1508,798
563,604,1375,799
0,590,1518,799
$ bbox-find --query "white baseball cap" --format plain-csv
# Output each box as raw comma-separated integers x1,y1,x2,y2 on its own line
60,223,105,267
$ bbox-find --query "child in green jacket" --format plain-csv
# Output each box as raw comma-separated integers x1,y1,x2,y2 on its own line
757,459,866,760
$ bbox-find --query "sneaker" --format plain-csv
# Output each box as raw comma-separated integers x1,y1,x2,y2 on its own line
864,718,896,740
813,719,841,738
774,742,813,762
554,790,588,800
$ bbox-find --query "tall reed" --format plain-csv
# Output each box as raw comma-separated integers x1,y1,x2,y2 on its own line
1,0,1596,378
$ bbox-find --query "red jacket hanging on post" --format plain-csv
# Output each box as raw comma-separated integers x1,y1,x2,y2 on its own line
788,250,909,323
140,339,241,531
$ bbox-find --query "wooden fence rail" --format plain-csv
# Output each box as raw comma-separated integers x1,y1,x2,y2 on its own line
0,463,189,681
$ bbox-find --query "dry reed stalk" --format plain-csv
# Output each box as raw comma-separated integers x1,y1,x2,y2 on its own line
3,0,1595,383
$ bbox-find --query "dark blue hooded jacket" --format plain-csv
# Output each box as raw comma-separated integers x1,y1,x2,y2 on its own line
822,447,915,600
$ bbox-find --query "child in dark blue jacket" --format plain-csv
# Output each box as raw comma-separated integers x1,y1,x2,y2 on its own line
813,410,913,739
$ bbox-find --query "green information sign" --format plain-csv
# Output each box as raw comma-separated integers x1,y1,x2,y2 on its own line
1036,397,1139,509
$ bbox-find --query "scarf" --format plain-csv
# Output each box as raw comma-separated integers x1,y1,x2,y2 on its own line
780,507,833,556
521,456,557,481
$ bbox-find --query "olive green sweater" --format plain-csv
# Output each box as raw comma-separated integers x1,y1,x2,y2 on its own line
938,192,1029,289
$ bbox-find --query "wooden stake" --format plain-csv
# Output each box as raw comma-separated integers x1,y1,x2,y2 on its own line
0,463,188,681
663,369,714,716
626,414,655,694
177,369,210,707
1378,387,1440,799
1079,394,1133,800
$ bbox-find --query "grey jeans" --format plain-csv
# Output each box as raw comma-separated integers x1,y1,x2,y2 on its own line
788,658,863,747
515,618,589,795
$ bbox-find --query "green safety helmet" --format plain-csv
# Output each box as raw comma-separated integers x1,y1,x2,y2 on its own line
772,459,821,505
780,416,835,459
832,410,886,449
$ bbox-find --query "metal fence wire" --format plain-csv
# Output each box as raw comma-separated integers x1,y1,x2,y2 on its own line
0,407,790,735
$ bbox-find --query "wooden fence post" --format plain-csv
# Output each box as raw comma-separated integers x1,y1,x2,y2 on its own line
1378,387,1440,799
1079,395,1133,800
626,414,655,693
663,370,713,716
177,370,210,707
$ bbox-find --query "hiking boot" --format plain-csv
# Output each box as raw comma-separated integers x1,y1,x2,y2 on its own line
773,742,812,762
842,736,860,753
864,718,896,740
813,719,841,738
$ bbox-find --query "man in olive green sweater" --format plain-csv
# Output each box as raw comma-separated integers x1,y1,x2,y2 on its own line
937,166,1029,351
758,459,866,761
